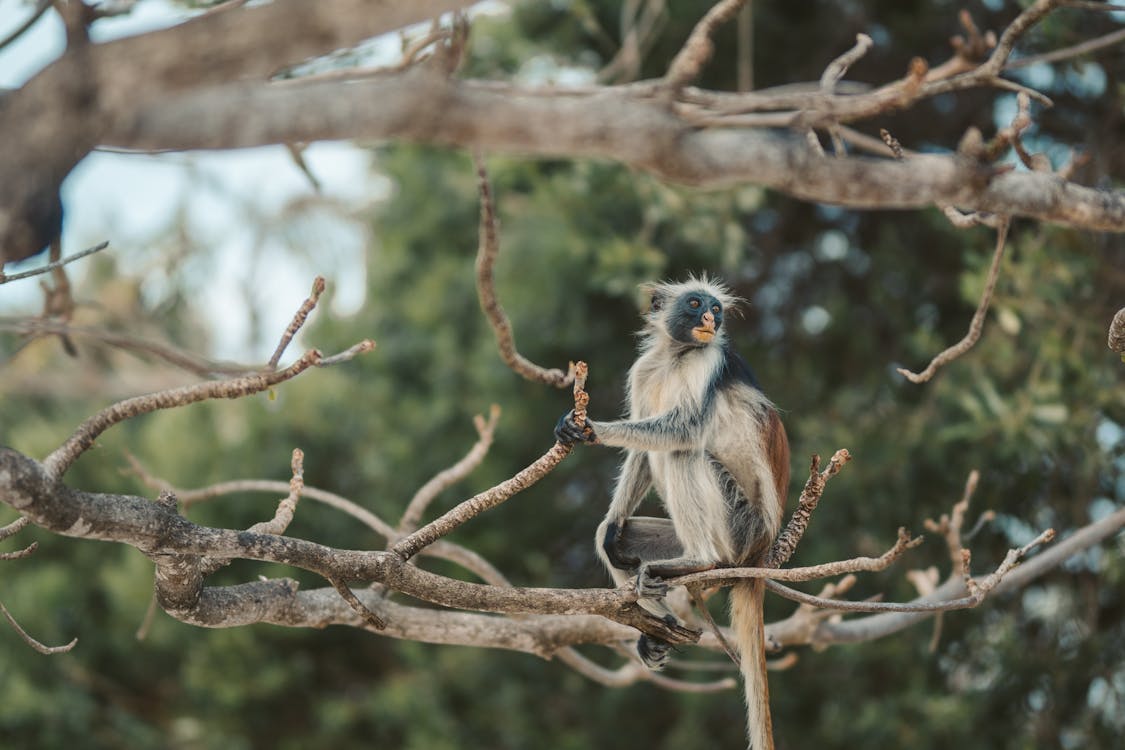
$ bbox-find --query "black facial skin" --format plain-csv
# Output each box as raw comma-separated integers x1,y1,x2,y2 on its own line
655,291,723,346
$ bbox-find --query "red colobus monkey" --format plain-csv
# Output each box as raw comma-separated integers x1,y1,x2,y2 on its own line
556,276,790,750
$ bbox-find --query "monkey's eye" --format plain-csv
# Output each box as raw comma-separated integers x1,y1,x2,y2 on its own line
712,305,721,314
688,298,701,309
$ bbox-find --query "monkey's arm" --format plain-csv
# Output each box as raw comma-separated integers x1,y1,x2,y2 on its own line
556,409,702,451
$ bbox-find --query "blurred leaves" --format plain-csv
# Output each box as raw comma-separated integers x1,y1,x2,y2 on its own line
1,1,1123,749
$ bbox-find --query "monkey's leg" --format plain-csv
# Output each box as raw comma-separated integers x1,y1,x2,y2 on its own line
601,516,700,670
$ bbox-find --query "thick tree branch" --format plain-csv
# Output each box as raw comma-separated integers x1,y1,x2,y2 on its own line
0,447,693,645
101,72,1125,231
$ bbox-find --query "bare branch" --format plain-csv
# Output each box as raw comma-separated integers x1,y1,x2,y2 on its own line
0,599,78,655
1007,26,1125,69
316,339,376,367
0,541,37,561
0,515,37,560
879,128,905,159
820,34,874,95
268,276,326,369
1108,307,1125,354
399,405,502,533
664,0,749,91
105,73,1125,231
392,364,589,560
765,449,852,569
0,241,109,285
329,576,387,630
0,319,255,376
898,217,1010,383
0,516,31,540
0,0,51,54
246,449,305,537
42,349,324,478
678,526,923,587
764,527,1053,616
123,456,513,588
473,155,575,388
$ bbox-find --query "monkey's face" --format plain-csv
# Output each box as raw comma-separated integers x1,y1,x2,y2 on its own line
655,290,724,346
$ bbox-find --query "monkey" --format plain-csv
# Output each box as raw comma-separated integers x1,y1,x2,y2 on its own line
555,275,790,750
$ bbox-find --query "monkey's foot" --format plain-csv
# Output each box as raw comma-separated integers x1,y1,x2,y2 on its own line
637,634,673,670
635,566,670,600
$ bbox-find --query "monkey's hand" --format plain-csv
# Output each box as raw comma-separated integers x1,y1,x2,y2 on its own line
554,410,597,446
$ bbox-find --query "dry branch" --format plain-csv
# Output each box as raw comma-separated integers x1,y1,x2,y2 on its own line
42,350,325,478
765,449,852,568
0,319,254,376
0,600,78,655
664,0,748,90
474,155,575,388
1109,307,1125,354
898,218,1010,383
399,405,502,533
268,276,326,369
0,241,109,284
392,363,589,560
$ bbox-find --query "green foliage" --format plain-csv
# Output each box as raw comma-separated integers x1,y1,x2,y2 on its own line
2,2,1123,749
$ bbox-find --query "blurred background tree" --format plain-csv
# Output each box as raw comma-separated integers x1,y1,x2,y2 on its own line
1,1,1123,748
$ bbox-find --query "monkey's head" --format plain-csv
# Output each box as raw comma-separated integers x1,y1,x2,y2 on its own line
644,276,739,348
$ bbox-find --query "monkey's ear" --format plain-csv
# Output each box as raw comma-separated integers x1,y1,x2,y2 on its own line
640,283,665,313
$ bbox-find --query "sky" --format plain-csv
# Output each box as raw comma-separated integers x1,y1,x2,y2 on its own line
0,0,391,360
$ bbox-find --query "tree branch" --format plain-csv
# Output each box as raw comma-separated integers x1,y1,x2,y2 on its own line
898,217,1010,383
101,72,1125,231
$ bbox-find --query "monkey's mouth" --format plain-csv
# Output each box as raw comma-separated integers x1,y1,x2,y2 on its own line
691,325,716,343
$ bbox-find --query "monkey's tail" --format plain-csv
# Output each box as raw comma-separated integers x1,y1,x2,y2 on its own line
730,579,773,750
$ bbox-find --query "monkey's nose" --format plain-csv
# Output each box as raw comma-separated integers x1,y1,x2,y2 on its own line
702,311,715,327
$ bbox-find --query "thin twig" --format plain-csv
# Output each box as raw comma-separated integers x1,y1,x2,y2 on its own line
473,154,574,388
43,350,326,478
0,600,78,654
765,449,852,569
246,449,305,536
392,363,588,560
1006,26,1125,70
1107,307,1125,354
0,542,37,561
316,339,376,366
284,143,322,193
688,584,741,666
0,241,109,285
399,405,501,532
0,516,31,540
664,0,748,91
268,276,326,369
124,455,517,589
898,218,1010,383
820,34,873,95
135,593,159,641
679,527,923,587
0,0,52,54
879,128,904,159
766,528,1055,615
0,319,255,376
329,577,387,629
